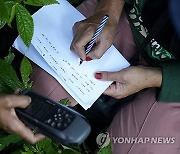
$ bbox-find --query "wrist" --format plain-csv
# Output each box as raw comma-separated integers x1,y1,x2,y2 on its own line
144,67,162,88
95,0,125,25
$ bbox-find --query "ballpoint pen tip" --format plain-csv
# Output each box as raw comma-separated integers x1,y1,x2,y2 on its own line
79,59,83,65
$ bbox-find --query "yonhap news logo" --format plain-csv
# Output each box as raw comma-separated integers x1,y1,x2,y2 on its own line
96,132,110,148
96,132,176,148
112,137,175,144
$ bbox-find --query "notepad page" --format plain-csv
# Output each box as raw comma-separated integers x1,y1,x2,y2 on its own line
13,0,130,109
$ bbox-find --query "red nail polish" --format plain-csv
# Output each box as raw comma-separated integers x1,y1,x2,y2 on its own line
94,73,102,79
85,56,92,61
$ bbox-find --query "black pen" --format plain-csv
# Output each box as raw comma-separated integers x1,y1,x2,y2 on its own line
79,15,109,65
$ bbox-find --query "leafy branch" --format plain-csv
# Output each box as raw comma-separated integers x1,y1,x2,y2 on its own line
0,0,59,47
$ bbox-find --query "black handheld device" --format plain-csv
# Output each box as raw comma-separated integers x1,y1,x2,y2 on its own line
15,89,91,146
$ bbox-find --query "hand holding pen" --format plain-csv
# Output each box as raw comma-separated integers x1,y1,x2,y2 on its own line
70,14,111,65
80,15,109,65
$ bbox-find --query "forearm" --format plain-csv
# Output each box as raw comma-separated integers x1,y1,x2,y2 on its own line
143,66,162,88
95,0,125,25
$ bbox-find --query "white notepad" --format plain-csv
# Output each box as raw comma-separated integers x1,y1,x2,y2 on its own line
13,0,130,110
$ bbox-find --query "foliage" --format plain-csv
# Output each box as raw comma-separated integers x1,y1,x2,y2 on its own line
20,138,62,154
59,98,71,106
4,48,15,64
97,142,111,154
0,0,59,47
20,56,33,89
15,3,34,47
0,55,24,92
0,52,31,152
0,52,84,154
0,130,22,151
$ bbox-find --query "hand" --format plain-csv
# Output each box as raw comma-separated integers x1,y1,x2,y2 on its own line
0,94,45,144
70,13,118,60
94,66,162,99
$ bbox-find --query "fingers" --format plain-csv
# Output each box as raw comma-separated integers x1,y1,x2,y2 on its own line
71,20,110,60
103,82,125,99
94,71,124,81
71,35,91,60
71,22,95,60
87,39,109,59
1,95,31,109
94,71,127,99
0,107,45,144
0,95,44,144
10,117,45,144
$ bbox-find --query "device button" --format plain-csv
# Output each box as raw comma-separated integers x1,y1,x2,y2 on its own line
67,118,71,123
46,119,52,124
57,108,62,113
65,113,70,118
62,110,66,115
51,122,56,127
58,114,62,117
58,117,63,121
63,123,68,128
57,122,62,128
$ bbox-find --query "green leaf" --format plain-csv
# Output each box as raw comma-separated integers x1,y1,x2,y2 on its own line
0,59,24,90
0,0,9,21
21,151,33,154
0,134,22,151
97,142,111,154
5,1,14,15
59,98,71,106
15,3,34,47
62,149,81,154
22,138,61,154
4,49,15,64
0,78,12,93
35,139,46,152
11,149,24,154
6,1,16,26
23,144,30,152
23,144,38,153
0,1,14,28
20,56,32,89
0,20,6,29
44,138,62,154
9,4,16,24
1,50,17,93
24,0,59,6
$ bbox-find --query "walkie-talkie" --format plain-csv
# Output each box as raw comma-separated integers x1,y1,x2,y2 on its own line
15,89,91,146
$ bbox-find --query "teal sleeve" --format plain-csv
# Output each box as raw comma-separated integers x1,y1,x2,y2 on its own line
158,61,180,102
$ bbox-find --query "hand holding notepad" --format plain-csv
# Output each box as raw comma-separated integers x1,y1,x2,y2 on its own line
13,0,129,110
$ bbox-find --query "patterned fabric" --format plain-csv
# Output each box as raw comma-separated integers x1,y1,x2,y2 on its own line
125,0,174,61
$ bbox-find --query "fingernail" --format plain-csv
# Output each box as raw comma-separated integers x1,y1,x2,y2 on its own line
85,56,92,61
94,73,102,79
28,97,31,103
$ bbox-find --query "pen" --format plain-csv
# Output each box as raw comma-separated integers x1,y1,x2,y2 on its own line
79,15,109,65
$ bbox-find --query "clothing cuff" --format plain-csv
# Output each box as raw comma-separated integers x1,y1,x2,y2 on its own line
158,61,180,102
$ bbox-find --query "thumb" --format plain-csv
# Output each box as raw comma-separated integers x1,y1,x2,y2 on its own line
5,95,31,108
87,41,110,60
94,71,123,81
